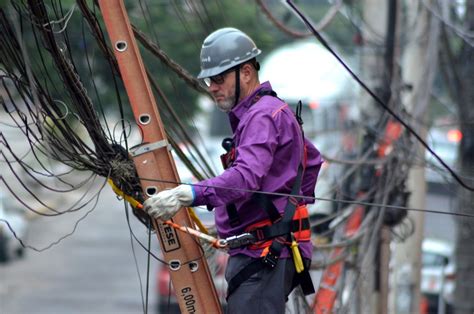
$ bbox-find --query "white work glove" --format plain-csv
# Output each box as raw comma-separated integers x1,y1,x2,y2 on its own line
143,185,194,221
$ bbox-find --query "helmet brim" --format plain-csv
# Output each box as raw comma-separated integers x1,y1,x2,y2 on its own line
197,50,261,79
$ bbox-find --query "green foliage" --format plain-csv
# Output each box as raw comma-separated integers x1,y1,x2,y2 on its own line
4,0,357,130
127,0,285,124
125,0,356,124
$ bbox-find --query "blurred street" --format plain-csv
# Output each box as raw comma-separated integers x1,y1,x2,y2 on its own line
0,182,457,314
0,186,159,314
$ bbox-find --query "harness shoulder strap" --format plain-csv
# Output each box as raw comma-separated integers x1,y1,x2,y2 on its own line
227,164,314,298
261,163,304,268
227,97,316,298
251,193,281,223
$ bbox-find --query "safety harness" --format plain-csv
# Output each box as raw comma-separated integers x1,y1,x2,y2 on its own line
220,89,315,298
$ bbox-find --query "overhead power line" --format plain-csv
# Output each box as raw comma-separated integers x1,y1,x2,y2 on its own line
421,0,474,47
138,177,474,219
256,0,343,38
285,0,474,192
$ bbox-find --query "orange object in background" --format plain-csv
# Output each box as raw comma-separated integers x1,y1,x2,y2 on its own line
420,295,429,314
313,204,365,313
447,129,462,143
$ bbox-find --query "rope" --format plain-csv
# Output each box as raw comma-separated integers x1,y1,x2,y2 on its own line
106,179,220,247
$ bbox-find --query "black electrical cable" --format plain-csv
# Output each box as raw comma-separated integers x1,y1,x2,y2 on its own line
285,0,474,192
139,177,474,219
145,223,152,314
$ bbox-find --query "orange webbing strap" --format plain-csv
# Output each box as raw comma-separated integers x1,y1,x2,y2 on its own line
245,204,311,250
293,205,311,241
228,164,314,297
260,246,270,257
246,219,273,250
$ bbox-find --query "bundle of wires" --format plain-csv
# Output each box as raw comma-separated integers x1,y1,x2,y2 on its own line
0,0,216,227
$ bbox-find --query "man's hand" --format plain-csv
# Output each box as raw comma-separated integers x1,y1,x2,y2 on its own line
143,185,194,220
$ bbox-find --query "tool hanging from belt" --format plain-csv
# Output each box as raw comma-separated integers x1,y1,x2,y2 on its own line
225,163,315,298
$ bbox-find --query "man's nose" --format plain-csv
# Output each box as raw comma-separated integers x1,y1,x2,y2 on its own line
208,81,219,92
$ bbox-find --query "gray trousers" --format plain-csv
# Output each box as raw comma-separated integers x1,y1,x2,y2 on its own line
225,255,296,314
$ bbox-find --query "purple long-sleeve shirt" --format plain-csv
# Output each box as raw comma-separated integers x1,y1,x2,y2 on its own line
193,82,323,259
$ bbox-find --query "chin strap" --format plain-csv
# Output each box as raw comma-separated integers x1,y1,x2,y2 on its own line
233,66,240,108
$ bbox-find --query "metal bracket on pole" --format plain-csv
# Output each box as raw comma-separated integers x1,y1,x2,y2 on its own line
129,139,170,157
97,1,222,313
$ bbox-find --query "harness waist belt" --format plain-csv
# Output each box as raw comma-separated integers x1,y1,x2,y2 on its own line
245,205,311,250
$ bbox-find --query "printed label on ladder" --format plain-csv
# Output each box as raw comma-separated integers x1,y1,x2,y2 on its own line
158,221,181,252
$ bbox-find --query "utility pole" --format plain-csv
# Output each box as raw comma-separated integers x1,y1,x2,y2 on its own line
358,0,388,123
391,1,440,313
358,0,386,311
358,1,398,313
97,1,223,313
378,2,400,314
439,1,474,312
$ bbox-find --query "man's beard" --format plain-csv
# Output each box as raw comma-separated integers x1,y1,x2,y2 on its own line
216,95,235,112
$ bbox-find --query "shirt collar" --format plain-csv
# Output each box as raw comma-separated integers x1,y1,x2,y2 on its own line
228,81,272,131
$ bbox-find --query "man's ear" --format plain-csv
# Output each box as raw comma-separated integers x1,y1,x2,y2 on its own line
240,63,253,83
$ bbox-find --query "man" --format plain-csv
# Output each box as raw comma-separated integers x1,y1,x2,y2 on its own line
144,27,323,313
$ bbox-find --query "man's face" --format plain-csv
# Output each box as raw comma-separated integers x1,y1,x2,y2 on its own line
206,69,238,112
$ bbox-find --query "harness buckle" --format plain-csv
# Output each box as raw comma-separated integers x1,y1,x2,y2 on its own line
262,249,279,268
221,233,256,249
